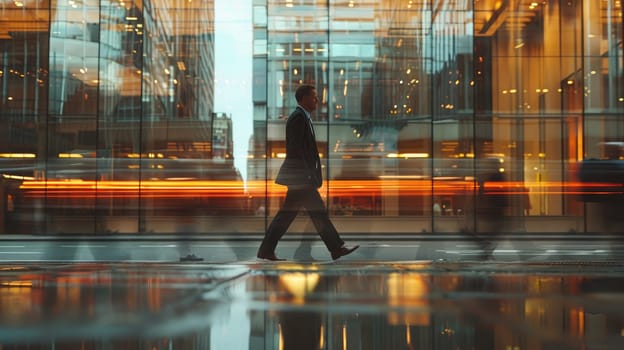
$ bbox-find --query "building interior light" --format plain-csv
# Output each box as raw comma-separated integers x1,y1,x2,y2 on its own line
0,153,36,158
58,153,84,158
387,153,429,159
3,174,35,181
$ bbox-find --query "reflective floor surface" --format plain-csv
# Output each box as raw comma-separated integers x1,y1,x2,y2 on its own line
1,260,624,350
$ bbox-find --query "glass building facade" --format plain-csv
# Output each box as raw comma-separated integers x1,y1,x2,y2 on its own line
0,0,622,235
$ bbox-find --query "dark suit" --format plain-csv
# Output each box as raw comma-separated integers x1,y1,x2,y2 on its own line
258,107,344,255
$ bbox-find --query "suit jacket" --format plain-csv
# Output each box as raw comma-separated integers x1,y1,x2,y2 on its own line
275,107,323,188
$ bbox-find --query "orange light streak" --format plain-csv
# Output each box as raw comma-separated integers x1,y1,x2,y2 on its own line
18,179,622,199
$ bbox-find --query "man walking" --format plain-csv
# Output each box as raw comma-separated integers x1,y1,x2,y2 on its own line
257,84,359,261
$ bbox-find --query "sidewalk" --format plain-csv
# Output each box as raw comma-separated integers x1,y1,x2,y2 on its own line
0,233,623,263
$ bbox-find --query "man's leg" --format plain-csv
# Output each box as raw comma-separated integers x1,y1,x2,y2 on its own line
302,189,344,252
257,189,302,256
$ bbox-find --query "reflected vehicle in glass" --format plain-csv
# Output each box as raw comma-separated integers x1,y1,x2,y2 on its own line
577,142,624,232
578,142,624,202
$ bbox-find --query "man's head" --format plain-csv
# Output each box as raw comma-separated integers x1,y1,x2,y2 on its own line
295,84,318,113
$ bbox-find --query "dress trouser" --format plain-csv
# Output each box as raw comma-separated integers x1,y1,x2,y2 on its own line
258,186,344,254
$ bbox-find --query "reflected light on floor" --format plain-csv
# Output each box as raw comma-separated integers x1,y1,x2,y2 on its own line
278,264,320,304
387,273,429,326
279,272,320,304
0,281,32,287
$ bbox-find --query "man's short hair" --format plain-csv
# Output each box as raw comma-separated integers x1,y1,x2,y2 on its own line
295,84,316,103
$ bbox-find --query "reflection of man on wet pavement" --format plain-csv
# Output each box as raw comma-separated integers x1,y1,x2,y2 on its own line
267,272,330,350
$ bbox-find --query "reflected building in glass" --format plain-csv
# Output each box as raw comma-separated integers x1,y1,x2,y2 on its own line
0,0,623,235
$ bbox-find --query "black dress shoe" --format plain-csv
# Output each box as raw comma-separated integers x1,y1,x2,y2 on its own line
256,252,286,261
180,253,204,262
331,244,360,260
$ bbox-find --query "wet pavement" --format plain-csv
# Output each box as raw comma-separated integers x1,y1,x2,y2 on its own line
0,235,624,349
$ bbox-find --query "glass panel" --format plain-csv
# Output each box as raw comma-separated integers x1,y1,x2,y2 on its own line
139,0,251,234
584,0,624,114
474,0,584,233
322,0,434,232
0,0,50,234
432,0,473,233
249,0,269,223
95,0,143,233
45,0,101,233
580,1,624,233
328,0,382,222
